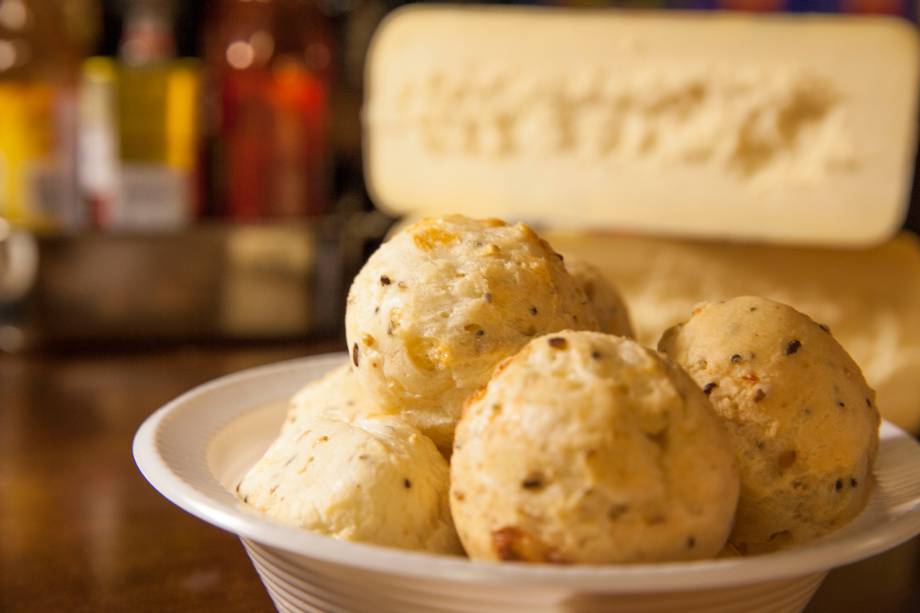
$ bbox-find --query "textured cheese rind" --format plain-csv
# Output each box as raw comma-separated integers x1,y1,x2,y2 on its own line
548,231,920,434
365,7,919,246
658,297,880,553
451,331,739,564
237,411,462,555
345,215,597,450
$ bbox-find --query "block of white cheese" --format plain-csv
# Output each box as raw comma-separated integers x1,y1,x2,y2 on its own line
365,7,919,246
546,230,920,434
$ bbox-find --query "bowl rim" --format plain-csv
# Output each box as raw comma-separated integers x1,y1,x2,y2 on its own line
133,352,920,593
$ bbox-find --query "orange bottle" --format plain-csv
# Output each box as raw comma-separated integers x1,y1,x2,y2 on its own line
203,0,332,220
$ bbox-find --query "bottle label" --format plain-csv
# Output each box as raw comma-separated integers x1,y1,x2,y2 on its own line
113,164,191,230
27,160,62,219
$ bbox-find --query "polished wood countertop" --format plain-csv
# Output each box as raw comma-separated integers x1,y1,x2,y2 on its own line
1,342,917,612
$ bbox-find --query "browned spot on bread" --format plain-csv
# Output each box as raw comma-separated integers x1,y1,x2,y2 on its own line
778,449,797,470
492,526,526,561
412,226,457,250
608,504,629,520
521,472,544,490
548,337,568,349
490,526,562,563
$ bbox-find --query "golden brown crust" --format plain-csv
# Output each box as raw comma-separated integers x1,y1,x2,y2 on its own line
451,331,739,563
345,215,598,450
658,296,880,552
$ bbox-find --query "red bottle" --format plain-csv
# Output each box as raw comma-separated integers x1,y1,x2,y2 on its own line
204,0,331,220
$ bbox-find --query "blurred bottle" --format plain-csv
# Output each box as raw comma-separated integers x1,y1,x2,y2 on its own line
204,0,332,220
93,0,200,231
0,0,88,233
78,56,118,224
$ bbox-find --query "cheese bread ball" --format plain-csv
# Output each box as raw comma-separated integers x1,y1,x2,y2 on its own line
450,331,739,564
284,363,386,434
237,411,462,554
345,215,598,450
565,258,634,338
658,296,880,553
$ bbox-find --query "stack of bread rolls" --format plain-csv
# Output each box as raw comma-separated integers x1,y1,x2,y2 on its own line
237,215,880,562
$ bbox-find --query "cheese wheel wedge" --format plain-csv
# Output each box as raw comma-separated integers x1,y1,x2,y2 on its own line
365,6,919,246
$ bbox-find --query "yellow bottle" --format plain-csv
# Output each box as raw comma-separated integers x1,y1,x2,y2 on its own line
109,0,200,230
0,0,83,232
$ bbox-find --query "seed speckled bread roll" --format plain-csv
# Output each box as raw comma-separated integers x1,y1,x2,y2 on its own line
345,215,598,450
284,363,385,434
238,409,462,554
565,258,634,338
658,296,880,553
450,331,739,563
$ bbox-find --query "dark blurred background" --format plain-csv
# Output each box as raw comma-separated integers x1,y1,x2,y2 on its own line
0,0,917,351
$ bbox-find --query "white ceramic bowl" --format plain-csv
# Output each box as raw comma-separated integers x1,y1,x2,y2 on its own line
134,353,920,613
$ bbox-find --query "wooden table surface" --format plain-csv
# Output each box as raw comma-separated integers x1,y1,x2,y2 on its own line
1,342,917,613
